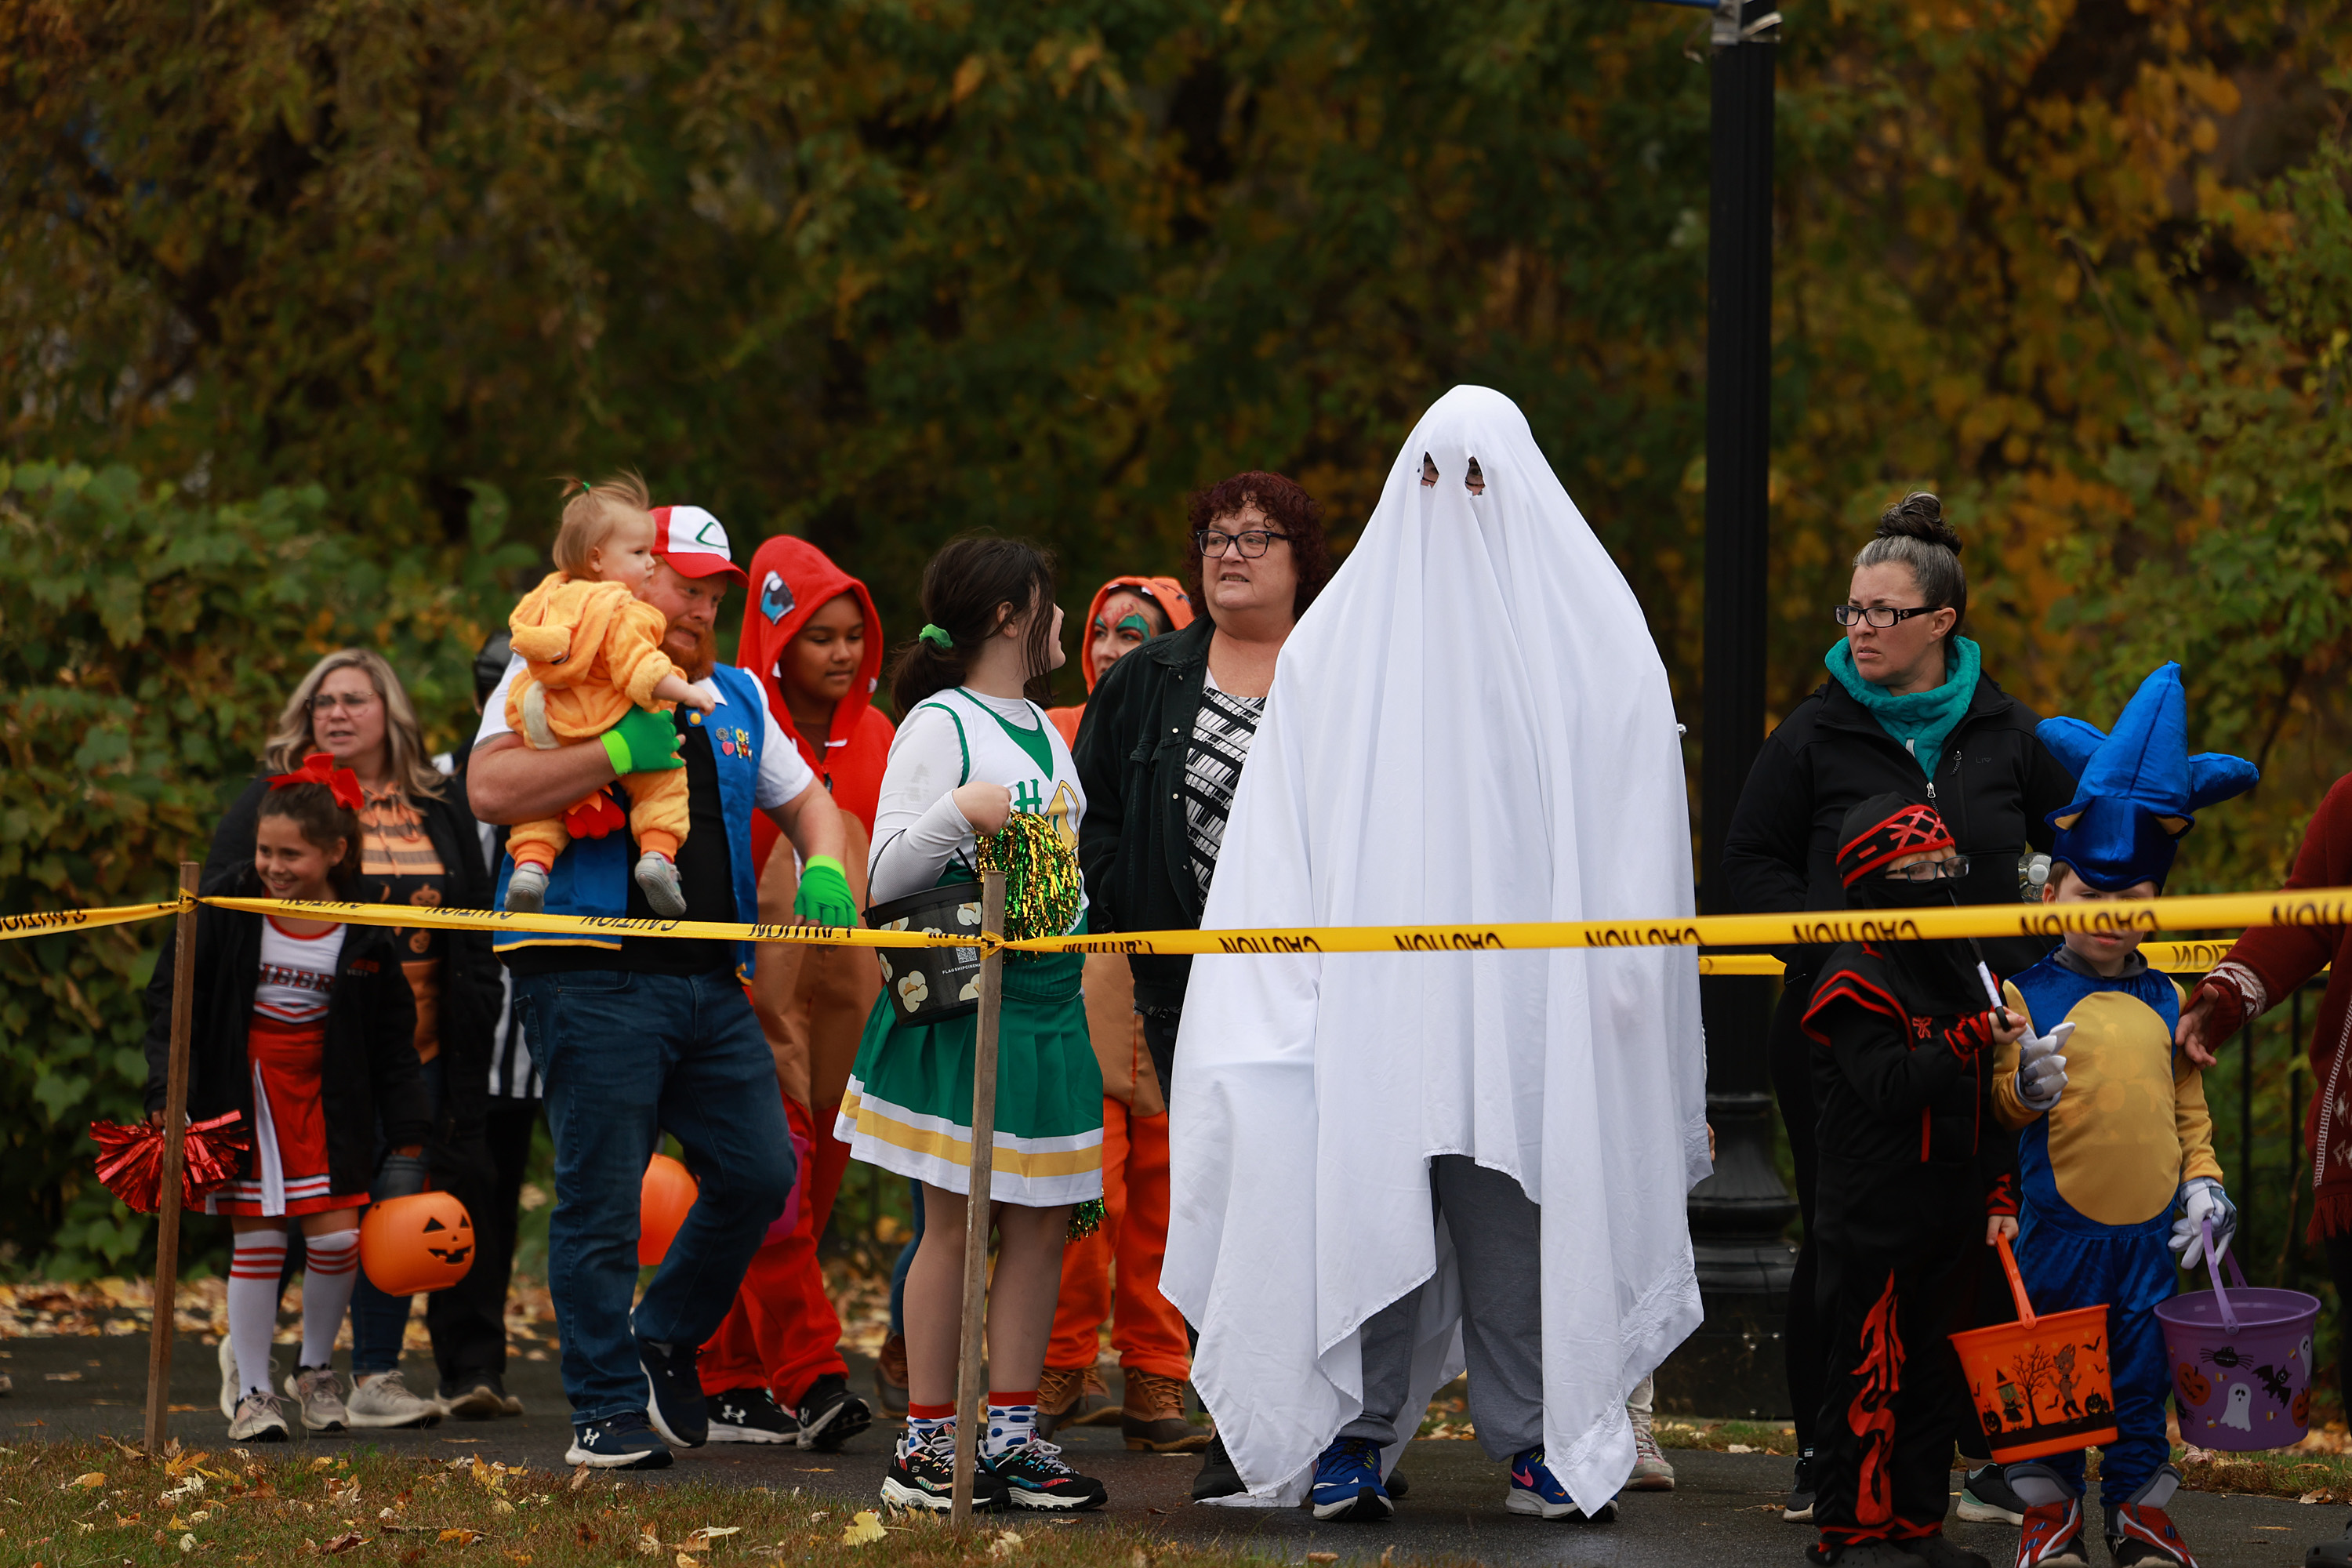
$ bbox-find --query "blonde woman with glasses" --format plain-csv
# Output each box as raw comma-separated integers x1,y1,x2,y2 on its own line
201,648,509,1431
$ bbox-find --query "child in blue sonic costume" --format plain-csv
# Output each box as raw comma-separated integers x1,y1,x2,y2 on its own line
1992,663,2259,1568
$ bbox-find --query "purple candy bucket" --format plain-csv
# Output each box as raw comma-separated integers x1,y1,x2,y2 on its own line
2154,1218,2321,1452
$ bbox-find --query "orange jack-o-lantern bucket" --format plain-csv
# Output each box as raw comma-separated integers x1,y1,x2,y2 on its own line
640,1153,699,1266
1951,1234,2118,1463
360,1192,477,1295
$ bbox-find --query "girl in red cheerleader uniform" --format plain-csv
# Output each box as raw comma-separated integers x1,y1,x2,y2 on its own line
144,756,430,1442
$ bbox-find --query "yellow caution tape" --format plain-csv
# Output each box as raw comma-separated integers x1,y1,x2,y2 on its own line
1695,943,2325,978
0,898,188,941
198,896,975,952
1002,887,2352,956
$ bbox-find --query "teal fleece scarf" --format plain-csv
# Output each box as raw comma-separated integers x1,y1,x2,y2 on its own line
1826,634,1981,779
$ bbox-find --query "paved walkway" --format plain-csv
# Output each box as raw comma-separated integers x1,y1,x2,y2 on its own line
3,1333,2336,1566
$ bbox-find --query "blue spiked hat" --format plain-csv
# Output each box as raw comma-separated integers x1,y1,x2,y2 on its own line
2036,662,2259,892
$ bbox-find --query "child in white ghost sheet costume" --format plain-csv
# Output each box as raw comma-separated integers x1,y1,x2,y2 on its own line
1161,386,1711,1523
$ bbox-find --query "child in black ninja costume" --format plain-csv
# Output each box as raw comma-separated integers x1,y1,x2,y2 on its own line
1802,794,2029,1568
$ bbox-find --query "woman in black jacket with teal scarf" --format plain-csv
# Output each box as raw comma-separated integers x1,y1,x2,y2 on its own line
1721,494,2074,1523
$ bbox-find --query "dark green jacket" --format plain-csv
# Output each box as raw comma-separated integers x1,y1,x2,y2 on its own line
1073,617,1215,1009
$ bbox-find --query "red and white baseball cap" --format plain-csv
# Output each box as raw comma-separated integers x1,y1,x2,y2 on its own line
650,505,749,585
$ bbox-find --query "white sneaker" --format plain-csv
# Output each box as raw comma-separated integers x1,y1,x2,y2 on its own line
1627,1415,1675,1491
505,863,550,913
228,1390,291,1443
346,1368,444,1429
281,1366,347,1432
633,852,686,917
220,1335,280,1419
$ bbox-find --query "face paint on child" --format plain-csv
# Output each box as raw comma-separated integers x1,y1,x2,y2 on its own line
1089,591,1164,676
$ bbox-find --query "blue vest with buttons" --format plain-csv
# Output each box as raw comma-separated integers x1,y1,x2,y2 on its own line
491,662,767,981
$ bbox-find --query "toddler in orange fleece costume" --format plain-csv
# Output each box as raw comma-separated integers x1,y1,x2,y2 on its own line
503,475,715,917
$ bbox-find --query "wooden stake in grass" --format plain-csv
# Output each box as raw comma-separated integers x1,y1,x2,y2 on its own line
145,860,200,1452
950,869,1007,1529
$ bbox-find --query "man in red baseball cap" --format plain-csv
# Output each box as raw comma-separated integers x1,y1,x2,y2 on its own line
468,481,852,1472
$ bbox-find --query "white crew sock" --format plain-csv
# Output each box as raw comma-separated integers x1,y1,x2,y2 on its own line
297,1229,362,1369
227,1229,289,1399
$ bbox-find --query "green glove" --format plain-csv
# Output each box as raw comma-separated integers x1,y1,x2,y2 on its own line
793,855,858,929
600,706,685,774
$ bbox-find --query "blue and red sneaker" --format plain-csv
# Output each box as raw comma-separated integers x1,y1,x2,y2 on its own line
2016,1497,2089,1566
1506,1446,1616,1522
2107,1501,2195,1567
1308,1436,1392,1522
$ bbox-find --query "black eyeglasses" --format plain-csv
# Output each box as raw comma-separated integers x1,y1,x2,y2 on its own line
1882,856,1971,884
1834,604,1942,630
1196,528,1291,559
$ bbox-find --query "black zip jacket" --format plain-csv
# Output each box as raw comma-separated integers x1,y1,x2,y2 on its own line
201,773,501,1167
1073,618,1217,1010
1803,941,2020,1213
142,869,429,1199
1721,672,2075,978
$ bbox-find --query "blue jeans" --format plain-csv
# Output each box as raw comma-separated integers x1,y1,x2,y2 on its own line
350,1055,445,1378
517,968,795,1425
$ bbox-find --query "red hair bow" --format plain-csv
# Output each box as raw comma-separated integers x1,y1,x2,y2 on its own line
270,751,364,811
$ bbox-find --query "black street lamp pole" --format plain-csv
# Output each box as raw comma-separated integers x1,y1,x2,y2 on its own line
1657,0,1799,1420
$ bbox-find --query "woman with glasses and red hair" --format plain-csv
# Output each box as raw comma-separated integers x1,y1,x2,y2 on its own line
1721,495,2073,1526
1071,470,1334,1495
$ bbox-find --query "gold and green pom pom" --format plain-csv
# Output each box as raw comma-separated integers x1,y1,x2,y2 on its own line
976,810,1082,946
1065,1197,1106,1242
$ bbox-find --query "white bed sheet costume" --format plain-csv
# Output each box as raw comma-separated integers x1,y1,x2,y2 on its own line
1161,385,1711,1516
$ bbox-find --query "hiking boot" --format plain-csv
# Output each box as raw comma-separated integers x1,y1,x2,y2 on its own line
880,1424,1007,1514
2014,1498,2089,1567
793,1372,873,1452
1627,1408,1675,1491
708,1385,797,1444
1957,1463,2027,1526
1191,1432,1244,1501
1036,1365,1110,1437
872,1333,909,1418
566,1410,672,1469
1785,1450,1817,1523
228,1389,291,1443
634,852,686,917
346,1368,441,1428
1309,1436,1392,1522
637,1334,707,1447
1122,1370,1210,1452
283,1365,348,1432
438,1374,522,1419
1505,1446,1615,1521
988,1436,1109,1512
504,863,549,914
1893,1534,1988,1568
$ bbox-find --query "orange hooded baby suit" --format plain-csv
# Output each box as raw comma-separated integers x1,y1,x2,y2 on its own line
503,572,691,869
1041,575,1203,1448
697,536,896,1428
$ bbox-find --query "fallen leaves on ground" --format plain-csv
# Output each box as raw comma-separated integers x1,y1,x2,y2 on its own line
839,1512,887,1546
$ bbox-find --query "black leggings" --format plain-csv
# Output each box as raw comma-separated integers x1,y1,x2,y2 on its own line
1773,975,2007,1461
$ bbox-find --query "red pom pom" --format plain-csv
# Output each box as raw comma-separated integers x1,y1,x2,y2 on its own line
89,1112,251,1214
564,791,628,841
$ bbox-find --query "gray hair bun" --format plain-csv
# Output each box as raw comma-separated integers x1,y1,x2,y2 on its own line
1875,491,1962,555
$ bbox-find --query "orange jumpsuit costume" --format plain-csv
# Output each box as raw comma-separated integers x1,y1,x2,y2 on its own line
503,572,688,867
697,538,894,1410
1043,576,1196,1397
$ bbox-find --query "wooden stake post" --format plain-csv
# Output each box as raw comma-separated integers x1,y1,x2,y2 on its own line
949,869,1008,1527
145,862,200,1451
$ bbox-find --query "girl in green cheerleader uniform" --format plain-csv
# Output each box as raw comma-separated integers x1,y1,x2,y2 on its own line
839,534,1109,1514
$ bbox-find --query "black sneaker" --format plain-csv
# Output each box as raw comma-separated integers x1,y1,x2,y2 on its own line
987,1438,1108,1512
566,1410,673,1469
439,1374,523,1421
1784,1450,1817,1523
1955,1463,2025,1526
637,1336,707,1448
1387,1467,1410,1501
1191,1432,1244,1501
793,1372,873,1452
708,1386,798,1444
880,1426,1008,1514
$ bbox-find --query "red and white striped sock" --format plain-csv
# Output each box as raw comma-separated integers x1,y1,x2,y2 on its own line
227,1230,289,1400
298,1229,361,1369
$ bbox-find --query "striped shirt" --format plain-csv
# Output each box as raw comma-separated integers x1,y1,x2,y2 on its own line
359,789,448,1063
1183,675,1266,902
